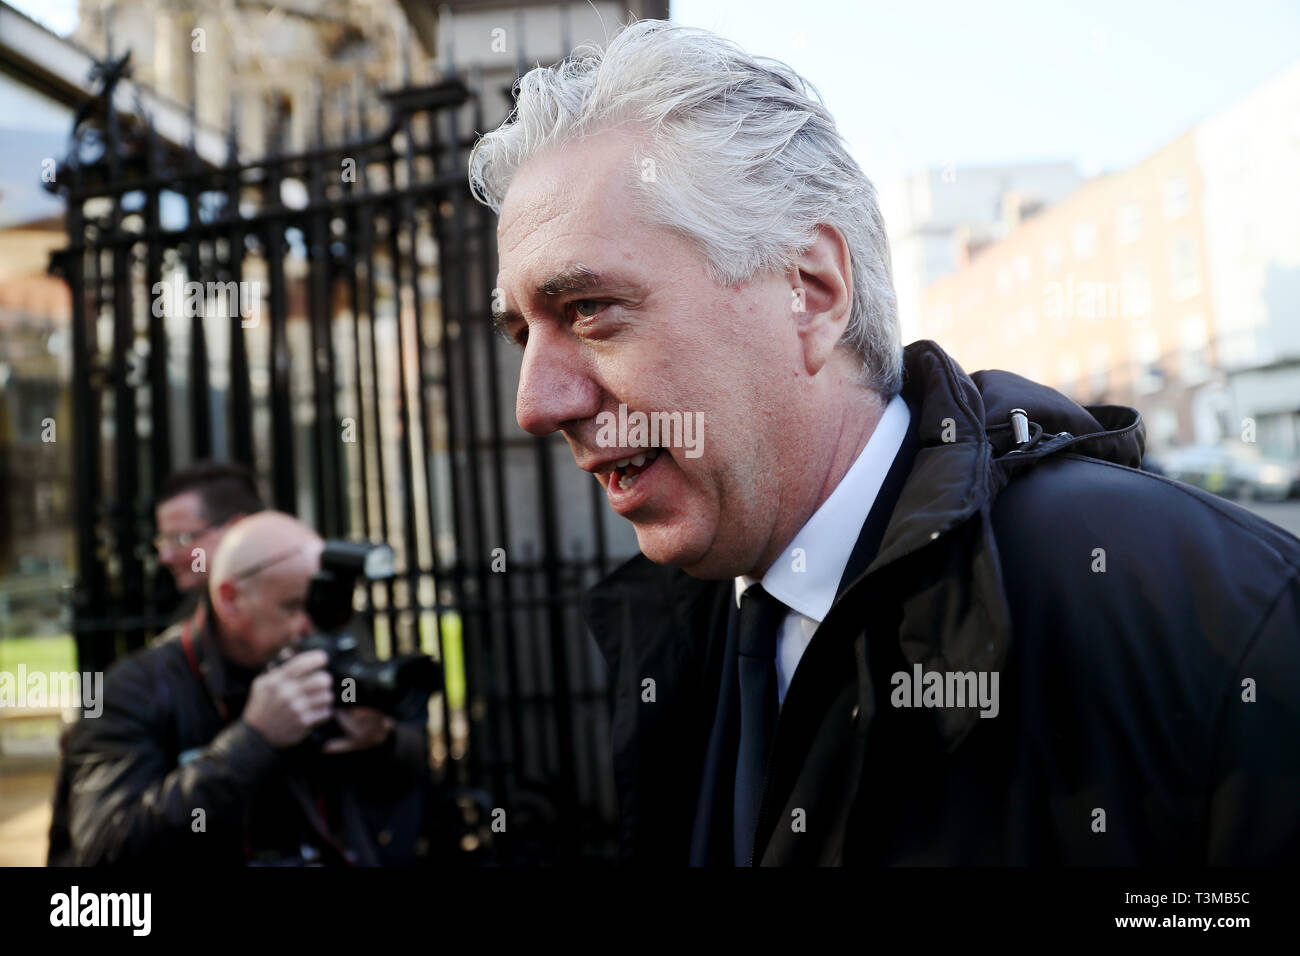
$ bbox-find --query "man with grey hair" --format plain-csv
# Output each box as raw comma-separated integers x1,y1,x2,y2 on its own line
471,20,1300,866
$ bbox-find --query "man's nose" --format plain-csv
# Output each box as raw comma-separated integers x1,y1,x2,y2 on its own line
515,326,600,436
292,612,314,639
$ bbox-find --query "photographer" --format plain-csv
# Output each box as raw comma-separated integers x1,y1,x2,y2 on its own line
47,512,434,866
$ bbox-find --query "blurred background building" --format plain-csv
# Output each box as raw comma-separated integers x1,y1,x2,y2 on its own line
916,62,1300,468
885,161,1083,344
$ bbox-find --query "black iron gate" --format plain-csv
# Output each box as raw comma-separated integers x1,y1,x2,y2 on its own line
46,54,624,864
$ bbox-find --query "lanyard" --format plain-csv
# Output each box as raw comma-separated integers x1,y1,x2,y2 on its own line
180,604,230,722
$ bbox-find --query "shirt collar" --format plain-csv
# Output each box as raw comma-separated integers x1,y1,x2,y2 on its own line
735,392,911,622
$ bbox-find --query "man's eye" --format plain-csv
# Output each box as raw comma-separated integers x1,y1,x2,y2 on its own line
495,322,526,348
573,299,604,318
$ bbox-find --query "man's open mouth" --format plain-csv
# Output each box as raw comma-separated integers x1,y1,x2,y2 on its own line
606,447,664,490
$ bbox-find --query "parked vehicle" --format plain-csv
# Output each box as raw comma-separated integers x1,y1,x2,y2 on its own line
1154,444,1300,501
1230,446,1300,501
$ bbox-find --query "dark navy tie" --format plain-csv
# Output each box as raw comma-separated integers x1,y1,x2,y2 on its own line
733,583,786,865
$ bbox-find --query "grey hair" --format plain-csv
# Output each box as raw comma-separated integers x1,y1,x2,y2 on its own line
468,19,902,397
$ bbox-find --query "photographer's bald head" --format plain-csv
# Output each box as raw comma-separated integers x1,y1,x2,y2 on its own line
208,511,324,670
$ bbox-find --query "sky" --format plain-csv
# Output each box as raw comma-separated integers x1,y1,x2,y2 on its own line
8,0,77,35
671,0,1300,187
11,0,1300,186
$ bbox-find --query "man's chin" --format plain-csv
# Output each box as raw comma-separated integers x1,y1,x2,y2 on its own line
231,648,273,671
632,524,737,580
169,570,198,593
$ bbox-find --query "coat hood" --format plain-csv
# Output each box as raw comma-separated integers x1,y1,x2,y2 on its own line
968,361,1145,469
854,339,1144,577
905,338,1145,477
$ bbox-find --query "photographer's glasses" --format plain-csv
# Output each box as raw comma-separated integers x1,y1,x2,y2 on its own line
152,522,218,552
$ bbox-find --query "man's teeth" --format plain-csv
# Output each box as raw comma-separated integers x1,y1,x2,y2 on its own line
611,448,662,490
612,448,661,470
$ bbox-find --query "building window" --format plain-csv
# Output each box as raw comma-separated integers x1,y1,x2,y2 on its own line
1116,202,1144,245
1000,306,1037,345
1134,329,1164,395
1218,328,1258,370
1013,254,1031,286
1072,221,1097,260
1018,304,1037,337
1180,314,1211,384
1043,241,1064,274
1171,236,1201,299
1120,259,1152,324
925,301,955,335
959,287,985,317
1089,344,1110,396
1149,407,1179,452
1058,355,1081,397
1163,177,1189,219
995,264,1012,295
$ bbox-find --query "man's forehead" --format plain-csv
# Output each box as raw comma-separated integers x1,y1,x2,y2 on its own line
496,208,653,307
497,130,646,269
259,553,319,592
497,162,584,247
157,491,203,522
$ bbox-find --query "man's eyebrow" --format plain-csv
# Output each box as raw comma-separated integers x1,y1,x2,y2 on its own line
492,264,642,340
537,264,602,297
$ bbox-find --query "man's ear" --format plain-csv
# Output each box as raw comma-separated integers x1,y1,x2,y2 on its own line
788,224,853,377
211,578,245,627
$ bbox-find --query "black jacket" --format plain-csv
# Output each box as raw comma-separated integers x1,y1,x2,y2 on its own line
47,600,434,866
583,340,1300,865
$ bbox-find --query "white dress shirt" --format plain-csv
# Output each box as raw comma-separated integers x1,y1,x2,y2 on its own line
734,393,910,707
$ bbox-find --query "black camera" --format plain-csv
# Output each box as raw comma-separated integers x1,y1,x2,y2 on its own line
297,541,441,721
